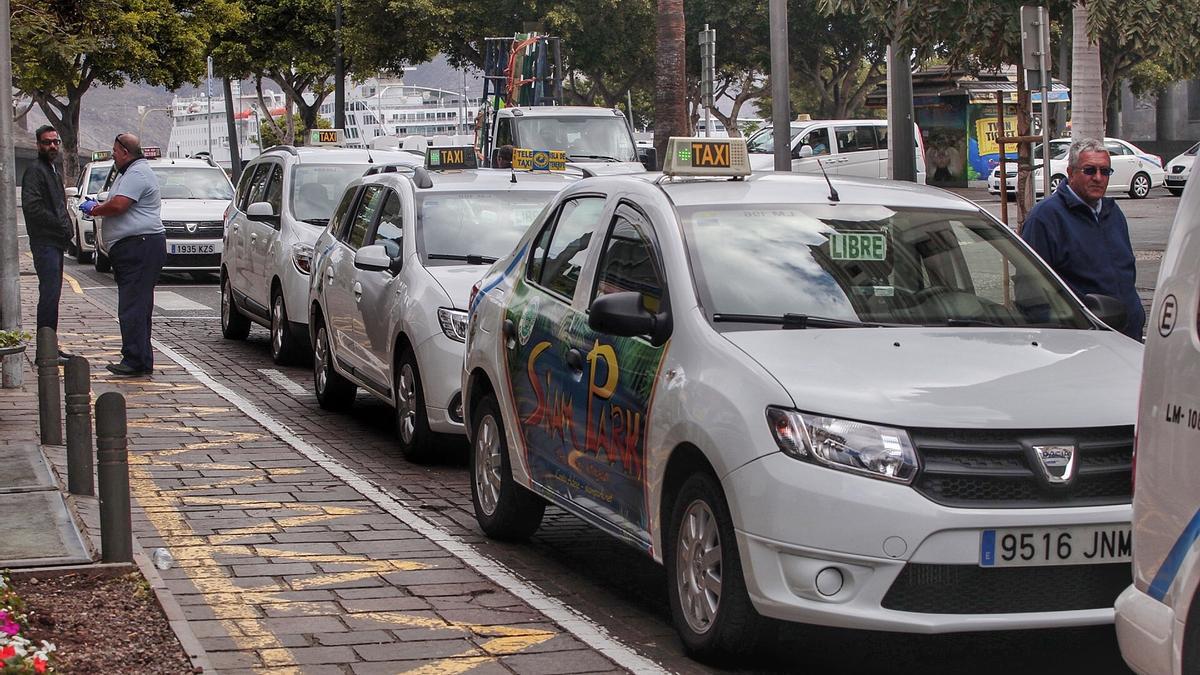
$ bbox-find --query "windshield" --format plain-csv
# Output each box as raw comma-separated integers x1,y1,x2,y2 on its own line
514,117,637,162
290,164,371,223
150,167,233,200
678,204,1092,329
85,165,111,195
746,125,804,154
417,191,554,264
1033,142,1070,161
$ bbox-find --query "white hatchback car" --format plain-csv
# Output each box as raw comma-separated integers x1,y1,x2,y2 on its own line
1115,169,1200,674
1164,141,1198,197
66,154,114,263
989,137,1166,199
307,152,578,461
464,137,1143,658
220,139,421,364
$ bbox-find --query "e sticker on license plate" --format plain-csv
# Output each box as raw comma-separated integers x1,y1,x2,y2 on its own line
829,232,886,261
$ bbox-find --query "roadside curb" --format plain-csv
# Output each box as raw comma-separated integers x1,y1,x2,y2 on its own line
132,540,214,675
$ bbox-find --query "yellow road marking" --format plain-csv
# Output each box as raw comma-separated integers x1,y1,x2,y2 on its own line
62,270,83,295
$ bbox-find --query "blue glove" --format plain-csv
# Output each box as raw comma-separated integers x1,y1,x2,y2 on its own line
80,199,97,216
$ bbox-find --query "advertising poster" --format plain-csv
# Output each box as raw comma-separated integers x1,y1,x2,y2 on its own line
915,98,968,187
967,103,1019,181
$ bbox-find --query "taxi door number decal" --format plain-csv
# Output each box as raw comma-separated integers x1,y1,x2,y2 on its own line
829,232,887,261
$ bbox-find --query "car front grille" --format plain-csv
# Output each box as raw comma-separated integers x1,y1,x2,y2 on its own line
909,427,1133,508
163,252,220,269
163,220,224,239
1173,165,1185,174
881,562,1130,614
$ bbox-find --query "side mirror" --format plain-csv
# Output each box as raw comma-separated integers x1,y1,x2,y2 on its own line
354,244,393,273
246,201,276,222
588,291,672,347
638,146,657,171
96,191,109,203
1083,294,1128,333
795,145,814,159
65,187,79,198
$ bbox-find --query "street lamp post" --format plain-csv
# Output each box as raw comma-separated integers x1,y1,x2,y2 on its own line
137,106,171,143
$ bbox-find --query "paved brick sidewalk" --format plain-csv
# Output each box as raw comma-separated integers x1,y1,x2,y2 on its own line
1,259,651,674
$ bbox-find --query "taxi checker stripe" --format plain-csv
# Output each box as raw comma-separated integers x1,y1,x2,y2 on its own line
469,243,527,319
1148,505,1200,601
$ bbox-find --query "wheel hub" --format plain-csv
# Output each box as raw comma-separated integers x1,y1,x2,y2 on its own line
396,364,416,442
474,415,502,516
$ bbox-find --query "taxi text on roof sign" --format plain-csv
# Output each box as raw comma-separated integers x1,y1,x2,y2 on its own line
91,151,112,162
426,146,478,171
512,148,567,172
662,137,750,177
142,146,162,159
309,128,345,146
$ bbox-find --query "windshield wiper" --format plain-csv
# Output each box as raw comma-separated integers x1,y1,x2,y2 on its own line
940,318,1005,327
427,253,498,265
712,313,880,329
301,218,329,226
569,154,622,162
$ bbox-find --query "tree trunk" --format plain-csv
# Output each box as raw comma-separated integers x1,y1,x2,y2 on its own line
653,0,687,169
285,92,296,146
1070,1,1104,141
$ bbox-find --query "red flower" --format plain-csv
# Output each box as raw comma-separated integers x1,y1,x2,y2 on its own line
33,655,47,673
0,644,16,659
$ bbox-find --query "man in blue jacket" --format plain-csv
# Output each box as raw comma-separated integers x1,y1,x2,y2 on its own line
1021,138,1145,340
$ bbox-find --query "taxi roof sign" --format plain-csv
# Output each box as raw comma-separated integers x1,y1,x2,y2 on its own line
309,128,345,146
425,146,478,171
512,148,567,172
142,146,162,159
91,151,112,162
662,137,750,178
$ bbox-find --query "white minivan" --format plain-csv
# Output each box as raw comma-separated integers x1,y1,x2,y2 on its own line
1115,171,1200,674
745,118,927,183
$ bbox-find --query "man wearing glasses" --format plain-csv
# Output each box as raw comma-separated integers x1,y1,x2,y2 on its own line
1021,138,1146,340
79,133,166,377
20,125,74,363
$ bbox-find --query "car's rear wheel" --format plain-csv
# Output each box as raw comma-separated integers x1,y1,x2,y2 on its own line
93,249,110,273
1130,172,1152,199
313,318,356,411
270,290,302,365
394,348,434,463
220,275,251,340
666,472,773,661
1049,174,1066,194
470,394,544,540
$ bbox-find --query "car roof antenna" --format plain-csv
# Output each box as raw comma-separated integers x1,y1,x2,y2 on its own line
816,158,839,202
510,167,517,184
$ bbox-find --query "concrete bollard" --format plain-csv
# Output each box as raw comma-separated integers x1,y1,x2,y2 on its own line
35,327,62,445
64,356,94,496
95,391,132,563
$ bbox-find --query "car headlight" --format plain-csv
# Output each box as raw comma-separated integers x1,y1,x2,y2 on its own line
437,307,468,342
765,407,918,483
291,243,314,275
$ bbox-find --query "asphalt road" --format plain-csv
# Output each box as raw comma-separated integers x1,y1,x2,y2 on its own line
32,186,1179,673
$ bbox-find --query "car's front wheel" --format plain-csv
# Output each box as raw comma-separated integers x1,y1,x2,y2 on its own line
1129,172,1152,199
470,394,544,540
666,472,773,661
270,290,304,364
221,275,251,340
394,348,435,463
313,318,356,411
1049,174,1066,194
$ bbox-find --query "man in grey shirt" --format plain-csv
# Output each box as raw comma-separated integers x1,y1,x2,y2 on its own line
80,133,167,377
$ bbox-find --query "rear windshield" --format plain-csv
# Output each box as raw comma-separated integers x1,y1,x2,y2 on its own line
150,167,233,200
678,204,1092,330
514,117,638,162
417,191,554,264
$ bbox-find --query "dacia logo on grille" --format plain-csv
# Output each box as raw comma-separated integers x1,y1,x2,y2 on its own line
1033,445,1076,484
185,222,198,233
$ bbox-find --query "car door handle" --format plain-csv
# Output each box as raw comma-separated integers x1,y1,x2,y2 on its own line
231,223,239,234
325,266,334,283
353,281,363,301
250,233,258,242
565,348,585,372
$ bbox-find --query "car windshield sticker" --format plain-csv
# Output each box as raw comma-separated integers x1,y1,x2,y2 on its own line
503,279,666,550
829,232,887,261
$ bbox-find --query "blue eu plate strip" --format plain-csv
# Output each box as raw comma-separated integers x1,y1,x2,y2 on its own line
980,530,996,566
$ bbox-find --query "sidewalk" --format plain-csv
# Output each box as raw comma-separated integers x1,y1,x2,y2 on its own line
0,258,653,673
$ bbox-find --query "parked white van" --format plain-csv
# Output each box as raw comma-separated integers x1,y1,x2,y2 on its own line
1115,170,1200,674
745,118,927,183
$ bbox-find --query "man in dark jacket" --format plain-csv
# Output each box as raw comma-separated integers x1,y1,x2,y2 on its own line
21,125,74,359
1021,138,1146,340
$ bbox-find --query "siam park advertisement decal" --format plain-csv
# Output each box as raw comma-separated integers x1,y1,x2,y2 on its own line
504,279,667,550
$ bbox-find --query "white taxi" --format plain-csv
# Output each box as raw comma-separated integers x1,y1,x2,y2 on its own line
1164,141,1198,197
1115,168,1200,674
66,152,114,263
307,148,578,461
463,137,1143,658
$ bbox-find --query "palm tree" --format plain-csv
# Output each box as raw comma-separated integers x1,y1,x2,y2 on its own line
1070,1,1104,141
654,0,688,169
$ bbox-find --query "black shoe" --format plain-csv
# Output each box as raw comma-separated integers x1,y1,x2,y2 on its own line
106,362,149,378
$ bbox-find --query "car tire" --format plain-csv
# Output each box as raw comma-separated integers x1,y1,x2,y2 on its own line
394,348,435,463
313,317,356,411
93,249,111,273
270,290,302,365
1049,174,1066,194
470,394,544,541
67,239,78,260
220,275,251,340
1168,187,1184,197
1129,172,1152,199
77,249,92,264
666,472,773,661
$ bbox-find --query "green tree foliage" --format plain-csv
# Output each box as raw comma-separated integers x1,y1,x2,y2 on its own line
256,113,331,148
12,0,243,181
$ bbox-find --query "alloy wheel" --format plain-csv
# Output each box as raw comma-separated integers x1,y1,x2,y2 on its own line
676,499,722,635
314,326,329,395
271,296,284,356
1133,175,1150,198
396,363,417,444
474,413,502,516
222,282,233,328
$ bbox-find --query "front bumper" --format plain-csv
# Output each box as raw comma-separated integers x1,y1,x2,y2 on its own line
1115,584,1180,675
414,331,466,435
725,452,1130,633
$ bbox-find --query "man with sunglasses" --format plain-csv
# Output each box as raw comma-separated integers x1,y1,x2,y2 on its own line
80,133,166,377
1021,137,1145,340
20,125,76,363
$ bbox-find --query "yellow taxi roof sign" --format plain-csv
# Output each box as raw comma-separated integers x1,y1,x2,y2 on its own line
426,146,478,171
512,148,567,172
309,128,345,146
662,137,750,178
91,151,112,162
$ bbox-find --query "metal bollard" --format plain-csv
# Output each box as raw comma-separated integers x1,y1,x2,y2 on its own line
35,327,63,445
64,356,94,496
95,391,132,563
